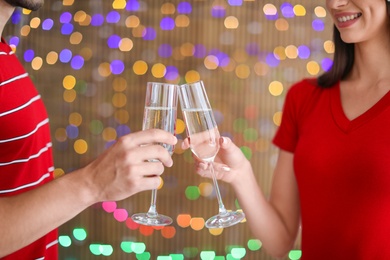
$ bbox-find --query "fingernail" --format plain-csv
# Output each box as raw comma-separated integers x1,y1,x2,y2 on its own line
222,166,231,172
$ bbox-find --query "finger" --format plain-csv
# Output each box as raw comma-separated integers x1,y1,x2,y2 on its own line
122,129,177,148
137,145,174,167
181,137,190,149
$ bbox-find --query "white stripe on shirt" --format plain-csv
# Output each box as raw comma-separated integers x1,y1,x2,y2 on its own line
0,118,49,143
0,172,51,194
0,50,13,56
0,95,41,117
0,142,52,166
0,72,29,87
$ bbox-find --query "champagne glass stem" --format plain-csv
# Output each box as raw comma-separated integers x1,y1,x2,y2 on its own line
208,162,228,216
147,189,158,217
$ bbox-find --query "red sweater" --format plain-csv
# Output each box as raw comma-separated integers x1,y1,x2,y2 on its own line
273,79,390,259
0,40,58,258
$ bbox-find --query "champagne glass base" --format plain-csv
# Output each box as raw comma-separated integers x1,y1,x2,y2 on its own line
205,211,245,229
131,213,173,226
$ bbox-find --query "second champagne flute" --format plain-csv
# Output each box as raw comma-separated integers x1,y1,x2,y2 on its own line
131,82,178,226
178,80,245,228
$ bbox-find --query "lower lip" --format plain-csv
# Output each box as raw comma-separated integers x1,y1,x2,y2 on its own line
337,17,359,28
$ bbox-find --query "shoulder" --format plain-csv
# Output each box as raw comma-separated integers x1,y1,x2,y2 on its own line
286,78,321,98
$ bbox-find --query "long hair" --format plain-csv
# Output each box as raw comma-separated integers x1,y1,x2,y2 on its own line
317,1,390,88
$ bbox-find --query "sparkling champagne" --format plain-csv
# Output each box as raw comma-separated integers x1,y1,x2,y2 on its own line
182,108,220,161
143,106,176,155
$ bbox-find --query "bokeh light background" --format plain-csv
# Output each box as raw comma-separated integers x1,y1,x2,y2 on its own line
4,0,333,259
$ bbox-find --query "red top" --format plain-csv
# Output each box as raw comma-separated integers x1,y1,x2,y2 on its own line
273,79,390,259
0,40,58,259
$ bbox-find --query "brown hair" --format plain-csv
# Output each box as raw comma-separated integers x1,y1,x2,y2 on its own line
317,1,390,88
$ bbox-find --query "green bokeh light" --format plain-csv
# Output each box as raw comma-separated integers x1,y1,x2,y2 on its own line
121,241,133,253
72,228,87,241
231,248,246,258
247,239,262,251
243,128,258,142
170,254,184,260
183,247,199,258
240,146,252,160
233,118,248,133
289,250,302,260
200,251,216,260
132,242,146,254
136,252,151,260
185,186,200,200
58,235,72,247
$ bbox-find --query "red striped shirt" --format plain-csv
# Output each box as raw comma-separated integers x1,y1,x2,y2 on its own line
0,40,58,259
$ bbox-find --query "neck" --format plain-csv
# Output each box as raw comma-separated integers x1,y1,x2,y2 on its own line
0,1,16,38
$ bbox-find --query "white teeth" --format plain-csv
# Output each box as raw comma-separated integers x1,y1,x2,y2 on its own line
337,13,361,23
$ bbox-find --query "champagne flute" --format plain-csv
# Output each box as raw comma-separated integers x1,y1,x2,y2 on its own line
178,80,245,228
131,82,178,226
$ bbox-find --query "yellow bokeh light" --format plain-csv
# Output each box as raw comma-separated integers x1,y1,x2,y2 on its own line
80,47,93,61
74,139,88,154
133,60,148,75
199,182,213,197
98,62,112,77
63,75,76,90
114,109,129,124
151,63,166,78
273,111,283,126
22,9,32,15
184,70,200,83
274,46,286,60
190,217,205,231
235,64,250,79
324,40,335,54
63,89,77,103
112,93,127,108
161,3,175,14
180,42,195,57
112,77,127,92
314,6,327,18
55,128,67,142
70,32,83,45
102,127,117,141
294,4,306,16
176,119,186,135
53,168,65,178
69,112,82,126
79,15,91,26
275,18,289,31
125,15,140,28
63,0,74,6
20,25,31,36
307,61,320,75
74,11,87,23
112,0,126,9
175,15,190,27
46,51,58,65
263,4,277,15
30,17,41,28
158,177,164,190
119,38,134,52
31,57,43,70
209,228,224,236
224,16,239,29
285,45,298,59
254,62,269,76
268,81,284,96
204,55,219,70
